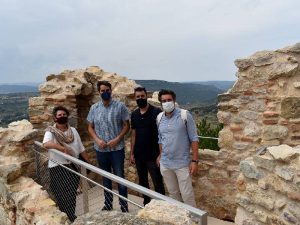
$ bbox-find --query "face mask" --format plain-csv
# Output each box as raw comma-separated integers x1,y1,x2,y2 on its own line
162,101,175,113
101,92,111,101
56,116,68,124
136,98,147,108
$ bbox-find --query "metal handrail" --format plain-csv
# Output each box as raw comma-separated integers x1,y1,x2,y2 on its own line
198,135,219,140
34,141,207,225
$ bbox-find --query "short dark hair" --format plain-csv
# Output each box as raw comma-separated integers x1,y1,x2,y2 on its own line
97,80,112,92
158,89,176,102
134,86,147,95
52,106,70,117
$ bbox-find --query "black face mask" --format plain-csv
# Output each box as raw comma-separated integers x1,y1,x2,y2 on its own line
56,116,68,124
136,98,147,108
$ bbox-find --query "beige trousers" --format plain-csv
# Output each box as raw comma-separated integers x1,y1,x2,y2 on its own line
160,164,196,207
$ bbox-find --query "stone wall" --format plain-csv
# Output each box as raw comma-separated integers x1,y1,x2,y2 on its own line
236,145,300,224
195,42,300,220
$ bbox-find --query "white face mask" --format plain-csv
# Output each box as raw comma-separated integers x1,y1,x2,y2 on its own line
162,101,175,113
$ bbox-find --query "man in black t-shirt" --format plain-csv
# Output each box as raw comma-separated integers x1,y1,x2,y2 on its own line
130,87,165,205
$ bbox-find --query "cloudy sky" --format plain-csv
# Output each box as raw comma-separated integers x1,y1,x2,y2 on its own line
0,0,299,83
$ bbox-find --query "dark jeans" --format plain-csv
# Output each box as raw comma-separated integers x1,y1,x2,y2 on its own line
135,159,165,205
49,164,80,222
96,149,128,210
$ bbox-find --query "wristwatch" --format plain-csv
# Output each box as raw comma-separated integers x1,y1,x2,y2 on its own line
191,159,199,163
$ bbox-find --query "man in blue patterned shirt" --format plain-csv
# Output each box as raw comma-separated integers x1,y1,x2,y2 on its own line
87,80,130,212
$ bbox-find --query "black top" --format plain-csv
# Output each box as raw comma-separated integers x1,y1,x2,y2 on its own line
131,104,162,161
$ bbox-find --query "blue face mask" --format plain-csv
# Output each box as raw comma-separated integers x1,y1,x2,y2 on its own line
101,92,111,101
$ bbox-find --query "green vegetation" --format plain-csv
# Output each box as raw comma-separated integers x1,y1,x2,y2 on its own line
0,92,39,127
197,117,223,151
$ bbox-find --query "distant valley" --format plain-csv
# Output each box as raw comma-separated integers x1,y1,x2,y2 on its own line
0,80,234,127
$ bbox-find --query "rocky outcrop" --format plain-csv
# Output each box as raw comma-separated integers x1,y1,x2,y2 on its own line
235,145,300,225
0,120,68,225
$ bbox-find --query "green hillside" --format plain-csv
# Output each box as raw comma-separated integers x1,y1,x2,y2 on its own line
135,80,223,105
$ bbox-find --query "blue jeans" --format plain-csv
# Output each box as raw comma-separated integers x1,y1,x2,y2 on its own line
96,149,128,209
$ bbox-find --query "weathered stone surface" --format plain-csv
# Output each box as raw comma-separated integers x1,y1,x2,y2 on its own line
262,125,288,140
218,128,234,149
244,122,261,137
137,200,194,225
240,158,263,180
287,202,300,221
73,210,166,225
246,184,274,211
268,144,299,161
281,97,300,119
217,111,231,125
233,142,249,150
234,58,253,70
239,110,260,121
275,166,295,181
278,42,300,54
248,100,266,112
253,154,275,171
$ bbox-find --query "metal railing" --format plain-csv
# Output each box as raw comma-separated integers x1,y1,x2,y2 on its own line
198,135,219,140
33,141,207,224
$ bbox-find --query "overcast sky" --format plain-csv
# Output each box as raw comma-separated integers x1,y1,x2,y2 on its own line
0,0,299,83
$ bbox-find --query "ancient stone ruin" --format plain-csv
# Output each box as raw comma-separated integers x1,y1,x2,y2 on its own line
1,42,300,224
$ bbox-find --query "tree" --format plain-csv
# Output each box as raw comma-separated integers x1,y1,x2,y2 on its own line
197,118,223,151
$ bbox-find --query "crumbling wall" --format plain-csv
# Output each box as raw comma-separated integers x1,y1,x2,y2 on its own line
0,120,69,224
236,145,300,225
196,42,300,220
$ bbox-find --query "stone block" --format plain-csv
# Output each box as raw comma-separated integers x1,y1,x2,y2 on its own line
244,122,261,137
239,110,260,121
246,184,274,211
218,103,239,112
281,97,300,119
233,142,249,150
248,100,266,112
253,154,275,171
217,111,231,124
240,158,263,180
263,125,288,140
287,202,300,221
275,166,295,181
268,144,299,162
234,58,253,70
254,209,268,223
208,168,229,178
263,111,279,117
263,119,278,125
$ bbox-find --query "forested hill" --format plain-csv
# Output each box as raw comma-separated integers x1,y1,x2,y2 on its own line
0,85,38,94
135,80,225,105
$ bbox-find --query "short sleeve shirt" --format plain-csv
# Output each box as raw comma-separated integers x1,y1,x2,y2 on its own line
131,104,161,161
87,99,130,152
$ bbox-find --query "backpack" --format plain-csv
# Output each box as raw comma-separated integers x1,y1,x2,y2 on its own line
156,109,187,127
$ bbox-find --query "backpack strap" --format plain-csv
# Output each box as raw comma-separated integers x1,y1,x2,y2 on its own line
157,109,188,127
180,109,188,126
156,112,164,126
